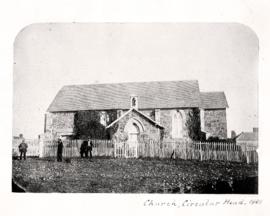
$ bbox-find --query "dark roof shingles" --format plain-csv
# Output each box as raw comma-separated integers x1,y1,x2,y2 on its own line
200,91,228,109
48,80,201,111
237,132,258,142
47,80,228,112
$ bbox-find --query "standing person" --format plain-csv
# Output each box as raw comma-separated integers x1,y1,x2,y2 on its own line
57,138,64,162
80,140,88,158
85,138,91,158
18,139,28,160
89,140,93,159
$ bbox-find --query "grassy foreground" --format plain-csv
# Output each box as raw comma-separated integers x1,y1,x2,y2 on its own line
12,157,258,193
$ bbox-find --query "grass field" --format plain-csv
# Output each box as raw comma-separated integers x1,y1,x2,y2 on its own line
12,157,258,193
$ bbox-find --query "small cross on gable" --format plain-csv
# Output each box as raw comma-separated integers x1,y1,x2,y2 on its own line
130,95,138,109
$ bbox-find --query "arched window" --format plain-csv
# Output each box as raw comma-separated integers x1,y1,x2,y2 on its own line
172,110,183,138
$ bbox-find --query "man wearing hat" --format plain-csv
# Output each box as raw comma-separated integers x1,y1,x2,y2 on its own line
57,138,64,162
18,139,28,160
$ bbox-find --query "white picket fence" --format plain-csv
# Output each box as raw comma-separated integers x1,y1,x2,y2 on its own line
12,138,40,157
13,137,258,163
41,139,114,158
114,140,258,163
114,141,138,158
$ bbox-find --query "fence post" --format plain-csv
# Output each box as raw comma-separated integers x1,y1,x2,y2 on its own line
214,142,217,160
136,141,138,158
124,142,127,158
246,150,250,164
76,139,78,157
199,141,202,161
173,141,176,159
39,138,43,158
225,143,228,161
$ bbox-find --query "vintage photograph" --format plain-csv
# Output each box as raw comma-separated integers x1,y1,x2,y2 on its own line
12,23,258,193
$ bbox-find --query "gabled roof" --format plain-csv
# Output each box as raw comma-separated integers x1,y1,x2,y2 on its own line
47,80,201,112
106,108,164,129
236,132,258,142
200,92,229,109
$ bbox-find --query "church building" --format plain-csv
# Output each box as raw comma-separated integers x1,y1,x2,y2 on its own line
44,80,228,144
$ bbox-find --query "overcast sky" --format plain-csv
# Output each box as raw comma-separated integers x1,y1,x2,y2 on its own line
13,23,258,139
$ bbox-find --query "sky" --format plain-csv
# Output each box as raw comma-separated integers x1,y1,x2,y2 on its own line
13,23,258,139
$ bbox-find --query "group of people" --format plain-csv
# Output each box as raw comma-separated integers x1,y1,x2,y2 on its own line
79,140,93,158
56,138,94,162
17,137,94,162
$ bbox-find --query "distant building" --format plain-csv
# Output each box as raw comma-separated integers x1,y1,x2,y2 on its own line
236,128,258,151
13,133,24,140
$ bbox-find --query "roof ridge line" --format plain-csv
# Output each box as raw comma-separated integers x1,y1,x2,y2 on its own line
200,91,225,93
106,109,133,129
132,109,164,128
106,108,164,129
61,79,199,87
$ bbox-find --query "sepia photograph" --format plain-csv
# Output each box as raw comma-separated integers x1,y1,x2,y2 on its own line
12,23,258,194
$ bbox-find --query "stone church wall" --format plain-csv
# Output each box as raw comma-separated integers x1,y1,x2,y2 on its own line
45,112,75,136
45,107,221,141
112,110,162,143
159,108,192,141
204,109,227,139
44,110,117,139
74,110,117,139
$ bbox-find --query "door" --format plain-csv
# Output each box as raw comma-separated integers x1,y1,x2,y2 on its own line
126,123,139,158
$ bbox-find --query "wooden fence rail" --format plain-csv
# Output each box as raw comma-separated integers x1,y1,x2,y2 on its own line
42,139,114,158
15,138,258,164
117,140,258,163
12,139,40,157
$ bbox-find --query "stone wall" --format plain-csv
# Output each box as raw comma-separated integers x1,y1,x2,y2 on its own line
112,110,162,142
45,107,205,141
112,108,197,142
204,109,227,139
74,110,117,139
45,110,118,139
45,112,75,136
159,109,191,141
140,109,155,121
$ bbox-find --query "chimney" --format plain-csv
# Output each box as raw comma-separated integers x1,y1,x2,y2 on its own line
155,109,160,124
231,130,236,139
253,127,258,133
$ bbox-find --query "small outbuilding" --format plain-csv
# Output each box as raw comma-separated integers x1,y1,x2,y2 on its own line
236,128,258,151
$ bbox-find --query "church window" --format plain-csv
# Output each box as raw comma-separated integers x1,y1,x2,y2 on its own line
172,110,183,138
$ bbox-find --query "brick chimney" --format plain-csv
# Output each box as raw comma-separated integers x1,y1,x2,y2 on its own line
231,130,236,139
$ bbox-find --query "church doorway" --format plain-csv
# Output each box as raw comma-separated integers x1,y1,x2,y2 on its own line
123,118,144,158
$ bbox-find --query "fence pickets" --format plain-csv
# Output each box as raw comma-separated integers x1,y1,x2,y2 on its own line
12,139,40,157
41,139,114,158
12,138,258,164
